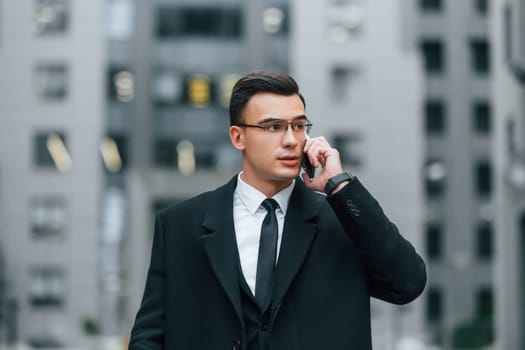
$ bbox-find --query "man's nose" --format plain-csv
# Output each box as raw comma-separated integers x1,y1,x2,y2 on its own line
282,126,299,145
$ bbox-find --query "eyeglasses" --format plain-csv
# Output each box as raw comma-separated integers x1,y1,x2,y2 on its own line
236,118,313,135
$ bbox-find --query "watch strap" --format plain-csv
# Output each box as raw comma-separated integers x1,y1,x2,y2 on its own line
324,171,353,195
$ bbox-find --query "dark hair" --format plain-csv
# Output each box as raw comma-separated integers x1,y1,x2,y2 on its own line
229,70,306,125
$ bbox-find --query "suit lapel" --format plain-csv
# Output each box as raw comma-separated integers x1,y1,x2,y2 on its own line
272,180,319,305
201,176,244,327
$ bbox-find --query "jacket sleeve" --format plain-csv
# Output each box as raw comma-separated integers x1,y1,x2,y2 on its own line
326,177,427,305
129,214,166,350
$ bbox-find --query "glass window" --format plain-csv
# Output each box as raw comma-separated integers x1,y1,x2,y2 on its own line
420,39,445,75
420,0,442,12
33,131,71,172
157,7,242,39
425,159,447,198
475,287,493,317
151,70,183,106
426,223,443,260
327,4,364,43
425,99,446,135
475,160,492,197
472,100,491,134
35,63,68,100
106,0,134,40
474,0,488,15
30,197,66,239
107,66,134,103
426,287,443,323
29,266,65,307
330,66,360,102
153,138,217,171
469,39,490,75
333,132,363,167
186,74,213,108
154,139,177,168
476,221,493,259
34,0,69,35
100,134,127,173
262,7,288,35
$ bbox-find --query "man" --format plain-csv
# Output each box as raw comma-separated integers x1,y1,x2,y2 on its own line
129,71,426,350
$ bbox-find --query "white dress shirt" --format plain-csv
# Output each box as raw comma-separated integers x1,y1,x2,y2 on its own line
233,173,294,295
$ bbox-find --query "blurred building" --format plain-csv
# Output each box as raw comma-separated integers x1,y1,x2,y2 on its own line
120,0,292,335
0,0,105,348
291,0,424,349
412,0,495,348
492,0,525,349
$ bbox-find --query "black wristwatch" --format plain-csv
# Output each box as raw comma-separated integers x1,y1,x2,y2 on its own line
324,171,353,196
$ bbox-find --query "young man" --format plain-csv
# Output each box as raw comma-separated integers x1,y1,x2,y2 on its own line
129,71,426,350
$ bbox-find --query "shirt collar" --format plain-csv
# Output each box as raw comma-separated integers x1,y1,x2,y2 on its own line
236,172,295,215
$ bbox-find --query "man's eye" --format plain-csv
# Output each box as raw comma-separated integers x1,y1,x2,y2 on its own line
267,123,283,131
293,123,305,131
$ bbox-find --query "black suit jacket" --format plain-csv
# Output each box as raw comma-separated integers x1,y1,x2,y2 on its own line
129,176,426,350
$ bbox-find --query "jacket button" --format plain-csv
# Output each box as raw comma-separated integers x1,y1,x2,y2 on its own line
232,339,241,350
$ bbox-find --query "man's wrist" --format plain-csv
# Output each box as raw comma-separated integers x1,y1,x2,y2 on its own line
324,171,353,195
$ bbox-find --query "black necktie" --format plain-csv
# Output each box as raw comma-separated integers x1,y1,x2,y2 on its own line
255,198,279,306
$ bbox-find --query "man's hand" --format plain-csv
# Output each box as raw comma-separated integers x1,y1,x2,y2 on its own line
301,136,347,193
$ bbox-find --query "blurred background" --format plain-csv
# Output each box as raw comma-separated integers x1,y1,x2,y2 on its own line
0,0,524,349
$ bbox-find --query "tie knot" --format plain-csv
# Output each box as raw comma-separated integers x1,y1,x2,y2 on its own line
261,198,279,212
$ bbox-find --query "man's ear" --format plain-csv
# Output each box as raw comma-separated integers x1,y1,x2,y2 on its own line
229,126,245,151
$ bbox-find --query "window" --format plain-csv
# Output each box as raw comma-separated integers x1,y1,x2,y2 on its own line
33,132,72,172
186,74,213,108
420,0,442,12
425,99,446,135
420,39,445,74
474,0,488,15
106,0,134,40
469,39,490,75
107,66,134,103
476,221,493,260
426,287,443,323
35,63,68,100
327,4,364,43
29,266,65,307
425,159,447,198
151,70,183,106
153,139,215,171
157,7,242,39
100,134,127,173
154,139,177,167
426,223,443,260
34,0,69,35
475,287,493,317
475,160,492,197
333,132,363,167
472,100,491,134
30,197,66,239
262,7,289,35
330,66,360,102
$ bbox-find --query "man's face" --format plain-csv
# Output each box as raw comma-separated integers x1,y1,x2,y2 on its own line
229,92,307,194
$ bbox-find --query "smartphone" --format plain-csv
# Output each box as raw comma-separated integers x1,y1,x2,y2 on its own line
302,152,315,179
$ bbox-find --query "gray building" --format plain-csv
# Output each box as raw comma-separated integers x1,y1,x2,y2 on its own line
121,0,293,336
413,0,495,348
0,0,105,347
291,0,424,348
492,0,525,349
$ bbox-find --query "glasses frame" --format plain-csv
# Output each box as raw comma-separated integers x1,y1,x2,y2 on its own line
236,117,313,135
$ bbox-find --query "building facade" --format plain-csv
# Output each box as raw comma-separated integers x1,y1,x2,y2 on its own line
121,0,293,335
413,0,495,348
291,0,425,348
0,0,105,347
492,0,525,349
